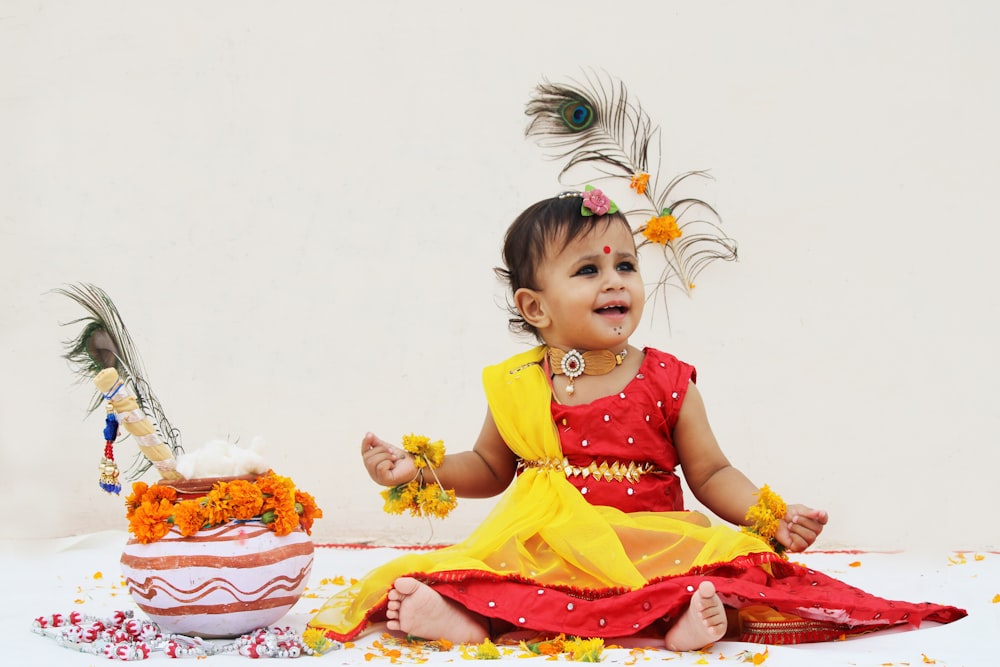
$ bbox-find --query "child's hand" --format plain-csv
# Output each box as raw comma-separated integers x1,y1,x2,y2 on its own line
776,504,829,553
361,432,418,487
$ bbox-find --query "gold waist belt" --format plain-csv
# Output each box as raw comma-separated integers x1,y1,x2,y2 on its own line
519,457,666,483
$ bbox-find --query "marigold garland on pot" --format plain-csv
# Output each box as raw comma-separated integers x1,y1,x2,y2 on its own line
125,471,322,544
381,434,456,519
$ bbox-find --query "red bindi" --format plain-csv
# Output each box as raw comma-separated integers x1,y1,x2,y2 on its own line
603,246,611,254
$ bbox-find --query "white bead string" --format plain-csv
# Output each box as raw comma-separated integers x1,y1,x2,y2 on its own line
32,610,341,660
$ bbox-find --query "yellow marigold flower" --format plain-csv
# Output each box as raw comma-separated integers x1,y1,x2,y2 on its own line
743,485,788,556
402,434,445,469
474,638,501,660
565,637,604,662
418,484,457,519
641,211,681,244
171,499,207,536
302,627,335,654
630,172,650,195
757,485,787,519
745,504,779,539
382,480,421,515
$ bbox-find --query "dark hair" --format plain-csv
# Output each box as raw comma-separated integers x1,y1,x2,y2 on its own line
495,194,632,340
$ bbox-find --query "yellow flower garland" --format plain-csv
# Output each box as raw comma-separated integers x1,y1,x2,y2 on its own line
380,434,457,519
741,484,788,557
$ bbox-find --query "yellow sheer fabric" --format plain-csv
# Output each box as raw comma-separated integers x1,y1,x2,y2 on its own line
309,346,772,637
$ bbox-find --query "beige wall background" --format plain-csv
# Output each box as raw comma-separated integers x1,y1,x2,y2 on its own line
2,1,997,550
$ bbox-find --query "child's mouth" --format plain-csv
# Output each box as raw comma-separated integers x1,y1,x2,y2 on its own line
596,305,628,315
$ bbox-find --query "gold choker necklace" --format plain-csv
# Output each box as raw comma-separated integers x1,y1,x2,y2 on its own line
547,347,628,395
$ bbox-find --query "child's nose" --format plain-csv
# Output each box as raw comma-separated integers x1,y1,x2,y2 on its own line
603,272,626,290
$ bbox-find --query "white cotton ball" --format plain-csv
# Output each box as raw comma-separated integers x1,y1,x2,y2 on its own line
174,438,271,479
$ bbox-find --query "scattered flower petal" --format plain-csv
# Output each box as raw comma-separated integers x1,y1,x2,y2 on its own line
474,638,501,660
630,172,650,195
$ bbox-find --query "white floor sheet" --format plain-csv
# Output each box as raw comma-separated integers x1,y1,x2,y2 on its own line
3,531,995,666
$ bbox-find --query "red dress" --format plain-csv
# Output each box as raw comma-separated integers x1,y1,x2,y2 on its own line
422,349,966,643
310,347,966,644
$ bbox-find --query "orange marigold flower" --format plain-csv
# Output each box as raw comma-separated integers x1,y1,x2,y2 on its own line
228,479,264,520
264,506,301,536
125,482,149,518
265,486,296,517
257,471,295,494
641,212,681,244
295,490,323,534
258,472,296,513
143,483,178,505
630,172,650,195
129,498,174,544
520,634,566,655
198,483,238,526
172,499,207,536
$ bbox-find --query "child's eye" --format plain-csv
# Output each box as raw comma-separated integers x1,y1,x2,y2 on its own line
617,261,637,272
575,264,598,276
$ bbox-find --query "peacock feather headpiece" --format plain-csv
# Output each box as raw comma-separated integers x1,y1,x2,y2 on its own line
525,70,738,308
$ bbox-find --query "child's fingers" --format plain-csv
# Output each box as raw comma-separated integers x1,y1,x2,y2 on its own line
790,506,828,524
789,522,818,546
362,433,404,460
788,511,827,536
361,432,378,455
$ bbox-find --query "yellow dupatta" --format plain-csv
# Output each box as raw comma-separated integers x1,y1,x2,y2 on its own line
308,346,771,637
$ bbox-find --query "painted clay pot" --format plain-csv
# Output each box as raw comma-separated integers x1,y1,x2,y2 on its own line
120,478,314,638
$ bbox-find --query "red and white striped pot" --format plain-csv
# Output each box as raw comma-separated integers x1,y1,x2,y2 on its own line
120,520,314,638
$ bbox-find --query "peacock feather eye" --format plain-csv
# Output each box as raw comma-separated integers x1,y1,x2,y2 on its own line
559,100,594,131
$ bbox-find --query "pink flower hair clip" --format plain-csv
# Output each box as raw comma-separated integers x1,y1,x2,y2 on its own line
580,185,618,217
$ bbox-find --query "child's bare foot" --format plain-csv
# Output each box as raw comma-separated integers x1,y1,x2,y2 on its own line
385,577,489,643
664,581,727,651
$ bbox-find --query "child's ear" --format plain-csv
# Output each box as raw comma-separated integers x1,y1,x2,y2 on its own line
514,288,550,329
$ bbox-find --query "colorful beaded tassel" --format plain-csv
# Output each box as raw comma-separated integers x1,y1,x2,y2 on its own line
99,410,121,494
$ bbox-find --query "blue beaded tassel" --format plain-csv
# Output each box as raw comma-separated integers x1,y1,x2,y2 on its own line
99,410,122,494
